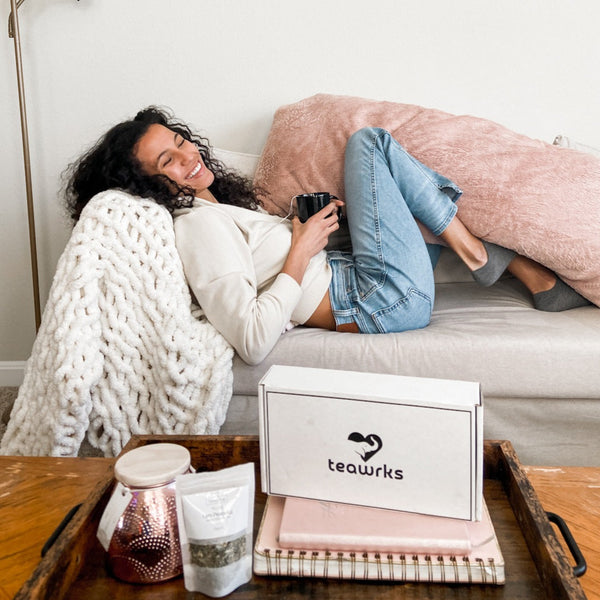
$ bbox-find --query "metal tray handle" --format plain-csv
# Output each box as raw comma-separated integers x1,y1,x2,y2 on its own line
546,511,587,577
41,504,82,558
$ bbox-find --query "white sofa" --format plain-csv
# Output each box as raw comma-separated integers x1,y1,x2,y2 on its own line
7,147,596,464
215,149,600,467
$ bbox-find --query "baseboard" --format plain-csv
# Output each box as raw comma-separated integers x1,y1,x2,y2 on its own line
0,362,25,387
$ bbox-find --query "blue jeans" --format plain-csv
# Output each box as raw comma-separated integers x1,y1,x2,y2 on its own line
327,127,461,333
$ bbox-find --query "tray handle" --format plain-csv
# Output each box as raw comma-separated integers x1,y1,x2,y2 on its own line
41,503,82,558
546,511,587,577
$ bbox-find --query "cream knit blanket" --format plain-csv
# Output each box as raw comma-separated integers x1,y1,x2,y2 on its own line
1,191,234,457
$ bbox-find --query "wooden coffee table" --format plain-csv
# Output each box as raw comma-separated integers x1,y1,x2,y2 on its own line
1,444,598,599
0,456,113,600
524,465,600,598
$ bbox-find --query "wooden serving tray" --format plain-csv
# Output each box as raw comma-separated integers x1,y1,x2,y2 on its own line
16,437,585,599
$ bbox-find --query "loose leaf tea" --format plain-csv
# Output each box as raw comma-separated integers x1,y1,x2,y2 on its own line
189,535,246,568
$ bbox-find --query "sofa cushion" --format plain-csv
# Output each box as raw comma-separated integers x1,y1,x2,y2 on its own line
232,264,600,400
254,93,600,306
213,147,260,178
553,134,600,157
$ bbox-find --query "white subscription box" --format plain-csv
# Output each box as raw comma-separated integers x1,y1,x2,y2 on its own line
259,366,483,521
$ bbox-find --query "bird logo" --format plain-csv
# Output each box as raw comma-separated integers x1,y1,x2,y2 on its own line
347,432,383,462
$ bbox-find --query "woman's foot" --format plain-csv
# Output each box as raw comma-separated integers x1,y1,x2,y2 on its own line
471,241,516,287
533,277,591,312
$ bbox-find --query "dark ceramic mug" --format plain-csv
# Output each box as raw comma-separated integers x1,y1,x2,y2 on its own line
294,192,340,223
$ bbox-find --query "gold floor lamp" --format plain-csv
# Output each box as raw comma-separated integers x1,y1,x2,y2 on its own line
8,0,41,331
9,1,81,332
8,0,81,332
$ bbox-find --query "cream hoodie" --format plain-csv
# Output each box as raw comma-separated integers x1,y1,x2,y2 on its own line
174,199,331,365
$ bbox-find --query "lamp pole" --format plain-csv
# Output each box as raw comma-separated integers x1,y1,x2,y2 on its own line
8,0,41,331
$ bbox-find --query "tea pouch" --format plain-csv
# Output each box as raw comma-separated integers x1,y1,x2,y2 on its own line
175,462,254,597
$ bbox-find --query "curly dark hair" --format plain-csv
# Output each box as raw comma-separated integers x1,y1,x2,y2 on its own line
63,106,262,221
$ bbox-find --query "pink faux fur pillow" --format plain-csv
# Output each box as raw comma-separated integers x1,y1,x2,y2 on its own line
254,93,600,306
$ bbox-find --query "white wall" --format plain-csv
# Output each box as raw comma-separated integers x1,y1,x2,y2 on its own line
2,0,599,363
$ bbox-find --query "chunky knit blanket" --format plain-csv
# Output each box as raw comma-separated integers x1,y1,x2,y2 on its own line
1,191,234,457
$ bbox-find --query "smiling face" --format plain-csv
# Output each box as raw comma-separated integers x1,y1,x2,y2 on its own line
134,123,215,199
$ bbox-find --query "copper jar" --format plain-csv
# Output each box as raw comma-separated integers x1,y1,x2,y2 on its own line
97,443,191,583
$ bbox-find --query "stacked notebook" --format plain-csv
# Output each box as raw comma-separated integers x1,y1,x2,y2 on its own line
253,496,505,584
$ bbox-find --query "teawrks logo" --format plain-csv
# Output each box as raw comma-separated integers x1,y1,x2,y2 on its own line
326,432,403,481
348,432,383,462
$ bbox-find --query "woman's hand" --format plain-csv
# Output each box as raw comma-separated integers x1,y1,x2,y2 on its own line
281,201,342,285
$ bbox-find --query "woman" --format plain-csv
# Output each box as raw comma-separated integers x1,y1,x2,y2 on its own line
64,107,590,364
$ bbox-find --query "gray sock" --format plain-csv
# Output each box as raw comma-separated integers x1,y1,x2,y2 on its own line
471,241,516,287
533,278,592,312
